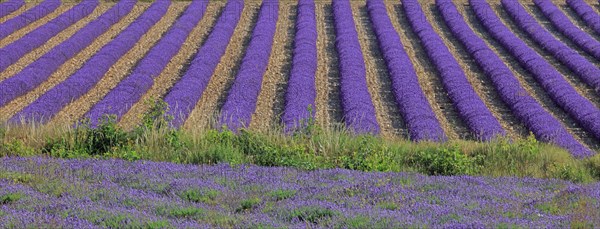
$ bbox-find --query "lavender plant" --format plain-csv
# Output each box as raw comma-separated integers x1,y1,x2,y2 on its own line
437,0,593,157
0,0,60,40
0,0,24,19
11,0,170,124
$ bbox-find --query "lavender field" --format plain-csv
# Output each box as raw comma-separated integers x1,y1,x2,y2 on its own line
0,157,598,228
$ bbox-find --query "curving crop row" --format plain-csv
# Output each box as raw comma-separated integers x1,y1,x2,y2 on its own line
10,1,170,124
0,0,61,40
331,0,379,134
500,0,600,141
0,0,98,72
219,0,279,131
0,0,25,19
370,0,448,141
502,0,600,93
164,0,244,128
535,0,600,64
566,0,600,37
0,0,136,108
282,0,317,132
84,0,208,127
440,0,593,157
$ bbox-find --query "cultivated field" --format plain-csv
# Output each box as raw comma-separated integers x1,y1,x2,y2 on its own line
1,0,600,156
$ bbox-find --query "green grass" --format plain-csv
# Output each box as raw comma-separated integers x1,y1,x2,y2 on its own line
1,100,599,183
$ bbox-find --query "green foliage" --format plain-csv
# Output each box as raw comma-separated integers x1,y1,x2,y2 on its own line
287,206,338,224
236,197,262,212
179,188,220,204
1,99,599,183
411,144,479,176
376,202,399,211
267,189,296,201
168,207,204,219
0,193,24,204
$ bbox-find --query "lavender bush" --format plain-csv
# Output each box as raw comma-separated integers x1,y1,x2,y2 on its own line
0,157,598,227
501,0,600,95
10,0,170,124
0,0,24,19
501,0,600,142
400,0,501,141
330,0,380,134
437,0,593,157
535,0,600,61
282,0,317,132
0,0,98,72
164,0,244,128
0,0,60,40
84,0,208,127
0,0,136,108
567,0,600,36
219,0,279,131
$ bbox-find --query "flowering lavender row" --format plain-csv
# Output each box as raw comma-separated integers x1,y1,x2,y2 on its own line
442,0,593,157
84,1,208,127
535,0,600,62
500,0,600,142
10,1,170,124
1,157,599,227
503,0,600,94
0,0,98,72
0,0,60,40
282,0,317,132
331,0,379,134
367,0,447,141
219,0,279,131
0,0,136,108
566,0,600,36
370,0,448,141
165,0,244,128
0,0,24,19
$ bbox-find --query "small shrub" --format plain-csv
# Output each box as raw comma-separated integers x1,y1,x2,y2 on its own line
0,193,24,204
412,145,478,176
287,206,337,224
236,197,261,212
267,189,296,201
179,188,220,204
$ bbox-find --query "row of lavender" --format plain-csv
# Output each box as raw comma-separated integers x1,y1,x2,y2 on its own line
0,0,60,40
9,0,169,123
0,0,24,19
0,0,98,72
0,0,137,107
1,157,598,227
1,0,600,156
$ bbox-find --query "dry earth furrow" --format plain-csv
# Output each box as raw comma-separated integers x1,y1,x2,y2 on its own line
119,2,225,130
484,1,600,150
182,2,260,130
434,1,527,139
353,2,406,138
0,3,149,122
387,2,461,140
316,2,344,129
48,3,187,125
0,4,112,82
249,2,295,131
522,4,600,108
0,3,73,48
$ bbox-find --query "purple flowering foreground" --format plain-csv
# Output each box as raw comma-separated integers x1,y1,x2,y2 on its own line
0,157,599,228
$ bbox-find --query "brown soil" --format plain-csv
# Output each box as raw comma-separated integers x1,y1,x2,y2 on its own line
48,3,185,125
0,3,73,47
118,2,225,130
0,3,149,122
313,2,344,128
181,2,260,130
0,4,112,82
249,2,295,131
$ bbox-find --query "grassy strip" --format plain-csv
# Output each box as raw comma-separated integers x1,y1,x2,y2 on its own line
1,101,599,183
